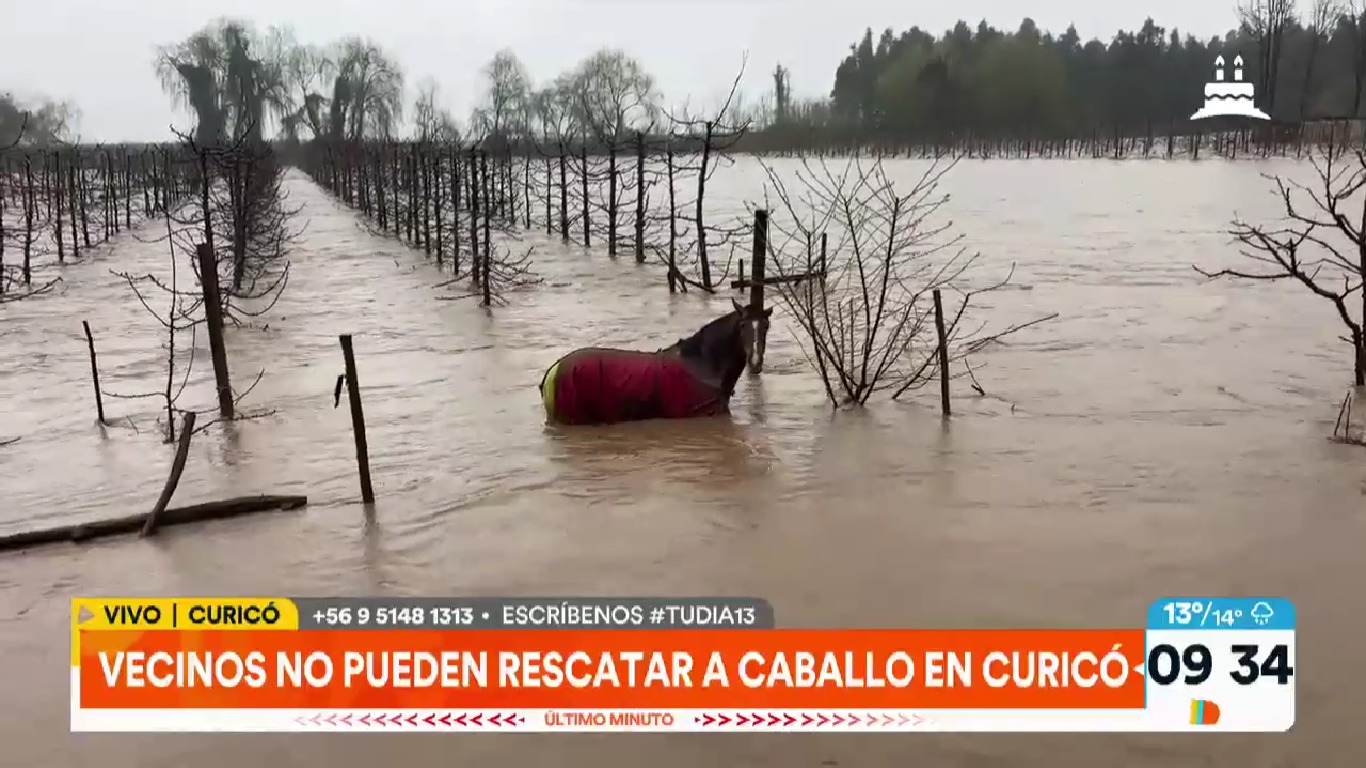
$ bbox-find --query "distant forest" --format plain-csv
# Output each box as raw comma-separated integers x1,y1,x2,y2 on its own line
759,3,1366,144
8,5,1364,151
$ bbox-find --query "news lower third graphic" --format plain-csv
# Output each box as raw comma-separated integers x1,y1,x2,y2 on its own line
70,595,1296,733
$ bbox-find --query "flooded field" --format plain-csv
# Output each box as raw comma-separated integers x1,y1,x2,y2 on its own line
1,157,1362,766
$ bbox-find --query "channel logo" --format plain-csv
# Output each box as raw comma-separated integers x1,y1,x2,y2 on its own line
1189,699,1221,725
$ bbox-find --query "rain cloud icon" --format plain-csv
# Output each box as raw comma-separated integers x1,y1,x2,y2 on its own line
1251,602,1274,626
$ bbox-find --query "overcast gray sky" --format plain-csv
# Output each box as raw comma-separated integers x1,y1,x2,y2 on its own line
2,0,1239,142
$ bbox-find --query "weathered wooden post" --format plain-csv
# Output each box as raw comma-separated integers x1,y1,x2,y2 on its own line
196,243,234,420
481,151,493,307
544,156,553,235
635,131,647,263
421,147,432,255
748,209,769,373
449,148,462,274
523,152,533,230
666,143,678,293
607,142,618,257
580,146,591,247
52,153,65,263
469,150,480,280
338,335,375,504
558,146,569,241
933,288,950,416
433,152,444,266
82,321,106,425
142,411,196,537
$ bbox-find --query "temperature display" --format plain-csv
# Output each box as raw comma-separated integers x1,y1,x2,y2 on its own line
1153,598,1285,631
1144,596,1295,731
1160,600,1261,628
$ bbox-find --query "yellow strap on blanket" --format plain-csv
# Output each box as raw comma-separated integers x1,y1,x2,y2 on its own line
540,360,560,421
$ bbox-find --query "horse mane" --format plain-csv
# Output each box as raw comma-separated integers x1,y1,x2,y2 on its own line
672,309,746,394
672,310,731,356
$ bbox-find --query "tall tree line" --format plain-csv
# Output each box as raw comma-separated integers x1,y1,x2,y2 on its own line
764,3,1366,144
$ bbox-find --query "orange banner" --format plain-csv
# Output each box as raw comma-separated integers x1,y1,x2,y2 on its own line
77,629,1145,710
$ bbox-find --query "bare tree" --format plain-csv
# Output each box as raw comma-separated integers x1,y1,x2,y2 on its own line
529,81,581,144
655,58,753,292
1238,0,1296,116
564,48,660,143
327,37,404,141
761,155,1053,406
411,79,459,143
470,50,531,147
0,93,77,147
1196,141,1365,391
1348,0,1366,117
0,114,63,302
155,19,297,145
1301,0,1342,118
109,139,277,440
280,38,333,141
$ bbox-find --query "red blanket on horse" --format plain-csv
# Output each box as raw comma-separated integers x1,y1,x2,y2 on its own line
540,348,728,425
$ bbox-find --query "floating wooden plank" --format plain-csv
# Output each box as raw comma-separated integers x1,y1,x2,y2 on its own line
0,495,308,554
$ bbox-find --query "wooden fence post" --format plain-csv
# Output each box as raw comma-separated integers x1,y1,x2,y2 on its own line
749,210,769,373
933,288,950,416
635,131,646,263
338,334,375,504
82,320,106,425
196,243,234,420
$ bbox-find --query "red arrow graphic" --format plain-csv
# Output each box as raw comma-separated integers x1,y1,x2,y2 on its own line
782,713,795,726
470,714,483,726
439,713,452,726
817,714,830,726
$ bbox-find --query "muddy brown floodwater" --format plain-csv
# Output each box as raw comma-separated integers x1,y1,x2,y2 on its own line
1,157,1363,767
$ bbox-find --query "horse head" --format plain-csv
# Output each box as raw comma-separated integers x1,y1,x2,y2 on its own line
730,297,772,375
678,298,771,396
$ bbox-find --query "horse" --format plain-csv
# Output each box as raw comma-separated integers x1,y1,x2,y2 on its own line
538,299,772,426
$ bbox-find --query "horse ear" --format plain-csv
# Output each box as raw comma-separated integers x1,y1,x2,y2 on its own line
731,297,744,313
763,307,773,319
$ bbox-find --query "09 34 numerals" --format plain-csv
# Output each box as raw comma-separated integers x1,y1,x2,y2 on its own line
1147,643,1293,686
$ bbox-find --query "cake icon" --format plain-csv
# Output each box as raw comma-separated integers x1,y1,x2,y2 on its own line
1191,55,1269,120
